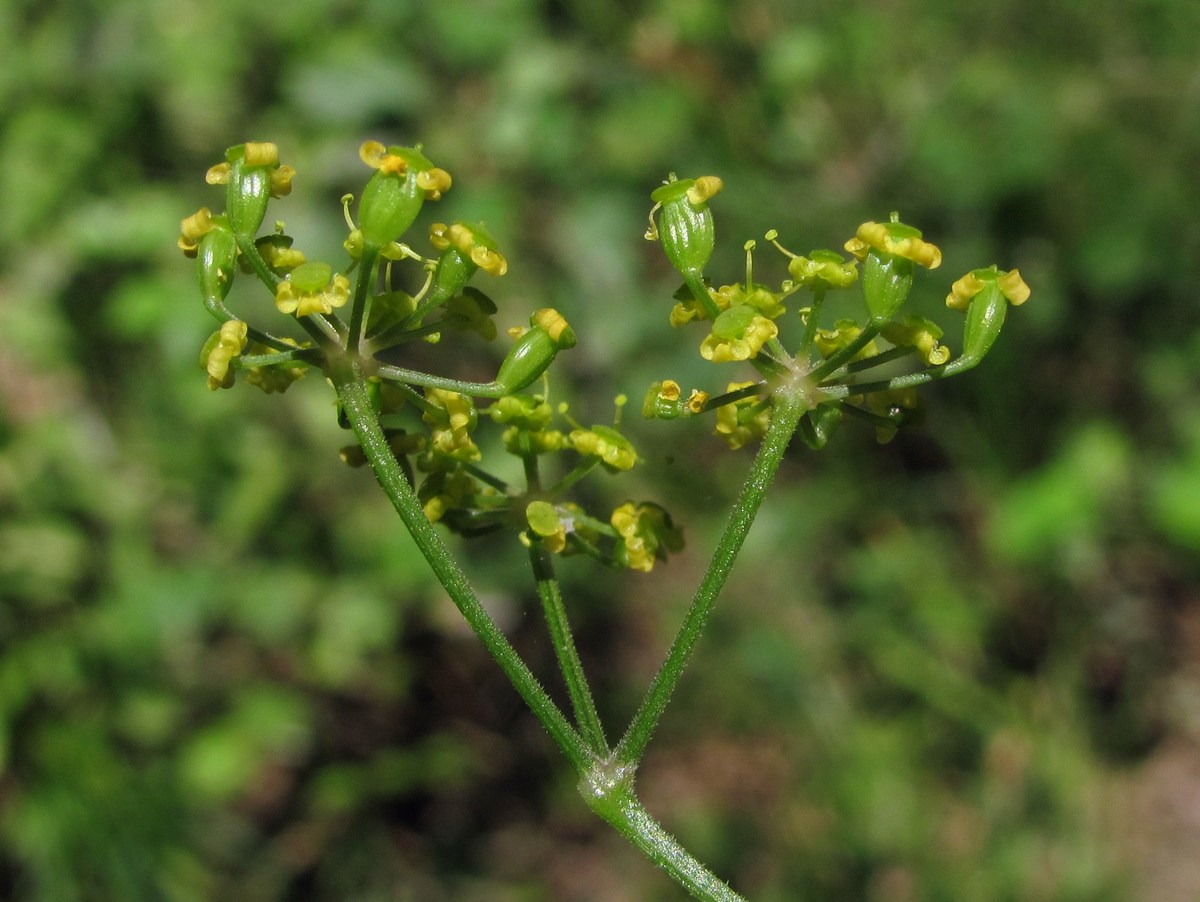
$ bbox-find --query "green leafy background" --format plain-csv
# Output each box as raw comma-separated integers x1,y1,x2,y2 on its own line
2,0,1199,899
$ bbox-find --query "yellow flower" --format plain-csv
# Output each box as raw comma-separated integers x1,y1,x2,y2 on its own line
255,235,306,272
205,142,295,198
714,382,770,450
525,500,568,553
359,141,452,199
610,502,682,573
812,319,879,361
359,140,408,174
643,379,711,418
423,389,480,461
419,470,479,523
568,425,637,471
429,222,508,276
710,283,786,319
845,217,942,269
786,249,859,289
699,308,778,362
274,262,350,317
880,315,951,366
669,285,730,327
946,267,1031,311
178,207,216,257
200,320,248,390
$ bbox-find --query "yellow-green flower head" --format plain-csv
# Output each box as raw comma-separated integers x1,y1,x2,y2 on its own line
275,262,350,317
178,207,216,257
254,234,306,272
669,282,730,327
356,141,452,248
946,266,1030,311
611,502,683,573
711,283,787,320
880,315,951,366
646,174,723,279
700,306,778,362
813,319,879,361
844,216,942,270
359,141,453,199
199,319,248,391
944,265,1031,367
489,393,553,431
642,380,709,419
206,142,296,198
244,339,308,394
492,394,566,455
714,381,770,450
521,501,596,555
430,222,508,277
502,425,566,456
525,500,569,553
205,143,295,238
494,309,577,394
787,249,859,290
568,424,637,471
419,469,479,523
423,388,480,460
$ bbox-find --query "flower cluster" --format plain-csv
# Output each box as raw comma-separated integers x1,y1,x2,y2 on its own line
644,179,1030,449
181,140,679,573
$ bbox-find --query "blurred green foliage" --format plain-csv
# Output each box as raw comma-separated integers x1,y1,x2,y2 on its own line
2,0,1199,898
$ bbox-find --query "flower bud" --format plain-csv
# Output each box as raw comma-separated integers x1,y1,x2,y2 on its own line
426,221,507,306
945,266,1030,371
195,219,239,308
880,315,950,365
700,306,778,362
199,320,248,391
525,500,568,552
959,279,1008,366
647,175,723,280
568,424,638,471
206,142,294,238
787,249,859,290
860,249,913,322
642,380,708,419
845,215,941,322
611,502,683,573
357,141,452,249
494,309,577,394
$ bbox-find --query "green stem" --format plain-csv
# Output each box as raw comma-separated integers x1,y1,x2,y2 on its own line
346,245,380,353
582,766,746,902
330,356,593,773
796,285,826,358
374,363,508,398
615,379,810,767
820,352,980,401
529,545,610,756
683,272,722,321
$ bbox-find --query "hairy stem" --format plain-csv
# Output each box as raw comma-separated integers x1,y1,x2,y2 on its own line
582,763,746,902
530,545,610,756
330,356,593,773
615,379,809,766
